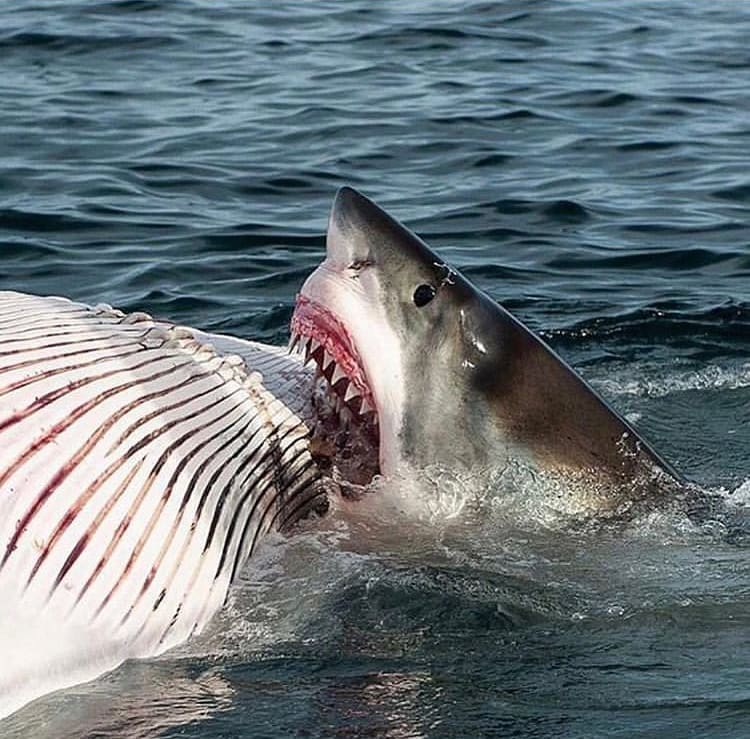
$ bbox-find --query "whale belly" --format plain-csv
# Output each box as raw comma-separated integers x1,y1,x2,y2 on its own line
0,291,323,718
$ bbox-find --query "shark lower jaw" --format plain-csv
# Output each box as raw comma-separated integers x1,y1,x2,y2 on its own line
290,293,381,485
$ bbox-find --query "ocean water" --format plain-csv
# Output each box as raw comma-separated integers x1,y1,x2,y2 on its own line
1,1,749,737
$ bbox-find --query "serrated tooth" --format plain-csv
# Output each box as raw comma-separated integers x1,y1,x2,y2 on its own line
344,383,360,403
303,338,315,363
360,397,373,415
310,337,321,354
323,350,334,372
331,364,346,385
287,331,300,354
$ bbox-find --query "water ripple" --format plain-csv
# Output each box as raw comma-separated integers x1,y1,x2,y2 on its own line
1,1,749,736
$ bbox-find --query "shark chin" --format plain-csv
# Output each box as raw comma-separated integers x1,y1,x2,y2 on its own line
291,186,683,507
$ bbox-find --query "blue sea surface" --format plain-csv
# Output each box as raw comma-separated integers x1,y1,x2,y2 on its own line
1,1,749,737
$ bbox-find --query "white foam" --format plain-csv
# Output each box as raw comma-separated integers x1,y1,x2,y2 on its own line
363,460,621,533
373,466,477,522
594,362,750,398
721,478,750,508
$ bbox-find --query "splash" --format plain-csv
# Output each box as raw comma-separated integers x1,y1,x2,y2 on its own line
594,362,750,398
361,458,666,533
720,478,750,508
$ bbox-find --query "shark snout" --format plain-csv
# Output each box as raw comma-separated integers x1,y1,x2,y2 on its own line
324,186,379,269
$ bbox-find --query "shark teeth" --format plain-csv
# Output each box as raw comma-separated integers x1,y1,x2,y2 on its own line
344,383,359,403
300,336,322,367
306,337,321,364
287,331,301,354
288,328,376,427
331,364,347,386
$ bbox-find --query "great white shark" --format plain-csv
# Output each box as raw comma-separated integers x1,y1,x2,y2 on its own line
0,187,680,719
293,187,680,491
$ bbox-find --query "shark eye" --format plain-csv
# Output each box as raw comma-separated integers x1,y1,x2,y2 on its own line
413,284,436,307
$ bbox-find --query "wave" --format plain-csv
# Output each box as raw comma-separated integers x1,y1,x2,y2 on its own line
547,302,750,350
593,362,750,398
0,30,180,54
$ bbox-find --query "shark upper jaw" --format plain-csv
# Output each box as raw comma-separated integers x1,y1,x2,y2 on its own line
289,263,406,479
289,191,409,478
289,293,377,422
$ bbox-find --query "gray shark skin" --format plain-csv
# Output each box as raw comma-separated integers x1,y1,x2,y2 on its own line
300,186,681,499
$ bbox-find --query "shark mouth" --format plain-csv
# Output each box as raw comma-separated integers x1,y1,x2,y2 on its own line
289,294,379,485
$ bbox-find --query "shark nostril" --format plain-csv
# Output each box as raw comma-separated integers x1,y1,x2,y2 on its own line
348,259,375,272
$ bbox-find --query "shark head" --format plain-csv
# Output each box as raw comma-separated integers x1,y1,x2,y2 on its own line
291,187,679,490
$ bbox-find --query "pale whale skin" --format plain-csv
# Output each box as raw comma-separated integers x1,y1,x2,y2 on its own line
0,291,322,720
